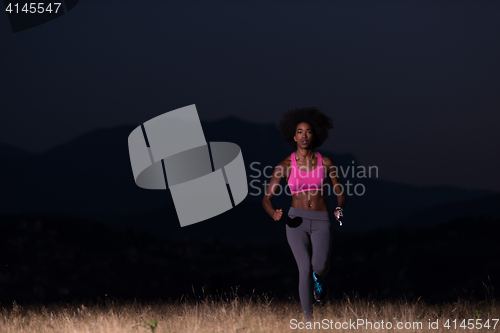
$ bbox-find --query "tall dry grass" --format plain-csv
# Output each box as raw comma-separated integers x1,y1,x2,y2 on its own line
1,288,498,332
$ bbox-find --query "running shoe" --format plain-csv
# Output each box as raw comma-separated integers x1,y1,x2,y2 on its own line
313,271,328,302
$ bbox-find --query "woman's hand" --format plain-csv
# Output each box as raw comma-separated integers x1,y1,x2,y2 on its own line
273,208,283,221
333,208,343,221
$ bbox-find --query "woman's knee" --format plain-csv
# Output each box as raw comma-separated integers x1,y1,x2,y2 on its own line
298,265,313,277
312,261,330,276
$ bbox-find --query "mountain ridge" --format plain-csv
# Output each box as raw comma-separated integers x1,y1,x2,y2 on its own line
0,117,496,234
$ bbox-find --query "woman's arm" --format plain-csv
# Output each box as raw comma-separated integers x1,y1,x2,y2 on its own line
262,159,288,221
323,156,346,219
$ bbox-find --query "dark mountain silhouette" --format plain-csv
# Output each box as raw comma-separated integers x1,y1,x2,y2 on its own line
0,117,496,236
0,143,35,159
386,192,500,228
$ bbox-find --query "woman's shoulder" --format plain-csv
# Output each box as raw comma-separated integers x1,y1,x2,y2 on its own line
277,154,292,167
320,154,336,167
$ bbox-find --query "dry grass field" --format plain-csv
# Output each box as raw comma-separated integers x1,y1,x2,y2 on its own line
1,288,498,333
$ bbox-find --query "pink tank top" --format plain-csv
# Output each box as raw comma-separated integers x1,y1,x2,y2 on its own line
287,151,325,194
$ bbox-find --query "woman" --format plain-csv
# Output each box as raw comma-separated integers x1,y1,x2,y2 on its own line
262,107,346,322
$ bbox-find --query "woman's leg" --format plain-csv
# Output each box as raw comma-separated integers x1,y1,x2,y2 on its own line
310,219,332,277
286,219,314,320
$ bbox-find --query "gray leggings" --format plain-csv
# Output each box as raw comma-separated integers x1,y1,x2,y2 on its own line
286,207,332,319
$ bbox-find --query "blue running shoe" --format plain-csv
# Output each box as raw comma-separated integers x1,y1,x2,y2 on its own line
313,272,328,302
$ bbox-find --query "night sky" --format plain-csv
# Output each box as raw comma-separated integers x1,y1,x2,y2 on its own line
1,0,499,191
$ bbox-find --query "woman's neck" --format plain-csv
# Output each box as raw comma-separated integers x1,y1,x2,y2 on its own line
295,148,314,160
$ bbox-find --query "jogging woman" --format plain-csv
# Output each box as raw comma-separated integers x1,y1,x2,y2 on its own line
262,107,346,322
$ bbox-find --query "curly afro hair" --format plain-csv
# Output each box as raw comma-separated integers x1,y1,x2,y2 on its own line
277,107,334,149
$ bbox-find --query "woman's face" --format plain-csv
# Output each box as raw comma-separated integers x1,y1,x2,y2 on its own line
294,122,314,148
